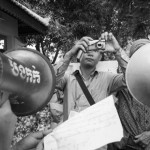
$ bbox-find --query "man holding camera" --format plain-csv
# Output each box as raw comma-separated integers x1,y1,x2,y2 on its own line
56,32,127,149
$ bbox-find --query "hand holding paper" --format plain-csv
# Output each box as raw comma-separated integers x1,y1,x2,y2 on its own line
44,95,123,150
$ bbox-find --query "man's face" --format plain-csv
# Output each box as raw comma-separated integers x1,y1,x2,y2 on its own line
80,50,102,68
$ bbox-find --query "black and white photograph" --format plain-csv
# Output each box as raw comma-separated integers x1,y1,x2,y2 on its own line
0,0,150,150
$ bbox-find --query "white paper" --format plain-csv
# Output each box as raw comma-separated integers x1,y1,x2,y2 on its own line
44,95,123,150
68,111,79,119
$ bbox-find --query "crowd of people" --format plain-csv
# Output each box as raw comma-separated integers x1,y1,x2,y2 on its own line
1,31,150,150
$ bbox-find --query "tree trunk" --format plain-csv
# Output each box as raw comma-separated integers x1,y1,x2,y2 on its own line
40,39,44,55
51,48,60,64
35,39,40,52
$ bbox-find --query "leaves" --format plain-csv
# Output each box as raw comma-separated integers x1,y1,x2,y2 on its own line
17,0,150,61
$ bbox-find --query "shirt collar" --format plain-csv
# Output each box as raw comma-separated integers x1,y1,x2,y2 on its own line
71,63,98,77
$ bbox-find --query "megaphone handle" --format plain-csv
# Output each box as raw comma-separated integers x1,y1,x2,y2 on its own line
77,50,83,62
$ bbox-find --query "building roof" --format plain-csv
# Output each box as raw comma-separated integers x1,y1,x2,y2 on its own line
0,0,50,35
11,0,50,27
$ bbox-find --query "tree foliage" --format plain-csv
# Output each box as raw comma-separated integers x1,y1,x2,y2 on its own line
17,0,150,63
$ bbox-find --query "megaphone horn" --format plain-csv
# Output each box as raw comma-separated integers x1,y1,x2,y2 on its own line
0,48,56,116
126,43,150,107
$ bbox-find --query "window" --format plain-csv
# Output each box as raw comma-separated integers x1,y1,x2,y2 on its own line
0,34,7,53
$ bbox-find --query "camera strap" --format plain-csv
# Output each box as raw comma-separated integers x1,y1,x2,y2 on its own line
74,70,95,106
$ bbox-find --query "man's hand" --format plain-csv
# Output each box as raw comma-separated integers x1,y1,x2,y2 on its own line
36,140,44,150
134,131,150,148
68,37,93,57
13,129,52,150
100,32,121,53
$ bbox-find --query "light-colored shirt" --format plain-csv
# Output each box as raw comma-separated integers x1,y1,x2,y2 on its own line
56,51,127,121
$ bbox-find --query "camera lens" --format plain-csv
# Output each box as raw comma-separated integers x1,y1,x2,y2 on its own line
97,42,102,48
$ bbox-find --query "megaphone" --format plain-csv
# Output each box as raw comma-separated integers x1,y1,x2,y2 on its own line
0,48,56,116
126,43,150,107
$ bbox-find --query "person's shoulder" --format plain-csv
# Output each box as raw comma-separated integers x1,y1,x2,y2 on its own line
97,71,121,80
97,71,117,76
64,72,76,81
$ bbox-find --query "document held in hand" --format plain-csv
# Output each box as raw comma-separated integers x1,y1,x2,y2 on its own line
44,95,123,150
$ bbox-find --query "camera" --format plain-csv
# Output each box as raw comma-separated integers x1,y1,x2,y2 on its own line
77,39,105,61
88,39,105,51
